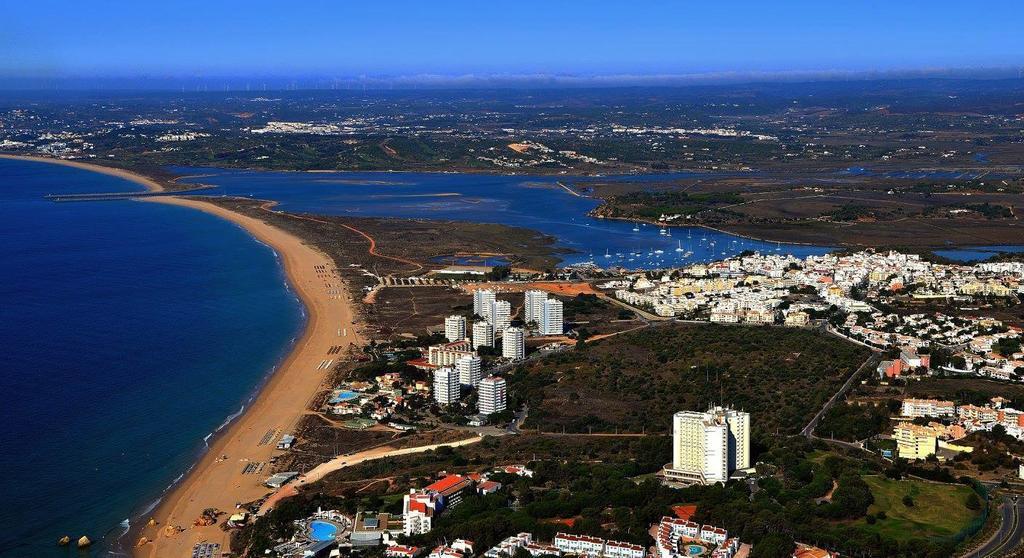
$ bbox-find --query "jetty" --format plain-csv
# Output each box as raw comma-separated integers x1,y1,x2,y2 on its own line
44,185,214,202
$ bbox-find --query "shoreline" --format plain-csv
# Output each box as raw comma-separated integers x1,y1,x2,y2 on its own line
0,154,167,192
3,154,362,558
131,195,363,557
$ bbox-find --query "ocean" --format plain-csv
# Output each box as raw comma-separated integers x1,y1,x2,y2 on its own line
0,158,304,557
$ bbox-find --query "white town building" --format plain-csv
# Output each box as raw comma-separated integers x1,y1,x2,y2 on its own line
474,289,497,321
456,355,483,387
540,298,564,336
472,320,495,349
444,315,467,342
502,327,525,360
478,376,507,415
433,367,460,406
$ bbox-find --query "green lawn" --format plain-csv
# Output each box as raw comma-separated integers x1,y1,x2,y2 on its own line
856,475,981,540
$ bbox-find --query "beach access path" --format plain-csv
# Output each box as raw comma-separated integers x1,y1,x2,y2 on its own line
135,195,364,558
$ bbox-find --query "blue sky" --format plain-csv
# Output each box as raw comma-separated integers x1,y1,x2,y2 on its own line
3,1,1023,79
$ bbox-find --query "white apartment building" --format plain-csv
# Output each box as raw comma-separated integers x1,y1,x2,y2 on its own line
433,367,460,406
456,355,482,387
524,290,547,324
540,298,564,336
604,541,645,558
478,376,507,415
491,300,512,333
474,289,497,321
554,533,605,556
502,327,525,360
444,315,467,342
472,320,495,349
901,398,956,418
664,406,750,485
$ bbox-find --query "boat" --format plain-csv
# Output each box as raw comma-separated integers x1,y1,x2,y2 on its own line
659,228,667,235
632,225,640,232
654,249,664,254
675,241,684,252
604,249,611,258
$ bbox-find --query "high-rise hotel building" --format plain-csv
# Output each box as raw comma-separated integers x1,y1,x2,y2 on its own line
664,406,750,485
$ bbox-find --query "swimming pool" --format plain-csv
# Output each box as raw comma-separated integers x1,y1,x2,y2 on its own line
684,544,706,556
310,520,339,541
329,390,359,404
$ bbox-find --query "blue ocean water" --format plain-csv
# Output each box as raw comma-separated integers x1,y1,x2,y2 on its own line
0,159,304,557
173,168,834,268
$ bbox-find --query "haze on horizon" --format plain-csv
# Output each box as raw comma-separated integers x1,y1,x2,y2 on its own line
3,0,1024,89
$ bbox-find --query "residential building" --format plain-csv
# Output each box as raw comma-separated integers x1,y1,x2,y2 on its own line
473,320,495,349
540,298,564,335
474,289,497,320
445,315,467,342
491,300,512,333
478,376,507,415
554,533,605,556
524,290,547,324
403,492,441,536
901,398,956,418
664,406,750,485
502,327,525,360
456,355,483,387
894,422,938,460
433,367,460,406
386,546,423,558
428,340,474,367
604,541,645,558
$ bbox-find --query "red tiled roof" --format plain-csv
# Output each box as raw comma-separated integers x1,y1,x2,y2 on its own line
426,474,471,494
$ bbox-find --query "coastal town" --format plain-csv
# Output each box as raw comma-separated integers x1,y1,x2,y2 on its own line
124,234,1020,558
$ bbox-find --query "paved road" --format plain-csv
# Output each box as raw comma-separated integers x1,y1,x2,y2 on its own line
802,354,879,438
963,495,1024,558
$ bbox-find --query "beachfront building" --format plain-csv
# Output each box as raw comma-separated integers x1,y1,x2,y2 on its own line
474,289,497,321
433,367,460,406
491,300,512,333
456,355,483,387
895,422,938,460
428,340,475,367
478,376,507,415
524,290,547,325
540,298,564,335
664,406,751,485
473,320,495,349
502,327,525,360
445,315,467,342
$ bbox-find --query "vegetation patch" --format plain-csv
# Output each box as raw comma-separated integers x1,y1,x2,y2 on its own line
856,475,982,540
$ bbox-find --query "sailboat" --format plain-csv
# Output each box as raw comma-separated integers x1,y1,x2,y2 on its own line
632,224,640,232
675,240,684,252
604,249,611,258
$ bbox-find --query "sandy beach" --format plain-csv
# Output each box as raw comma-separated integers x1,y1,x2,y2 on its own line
0,154,167,192
132,194,363,557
